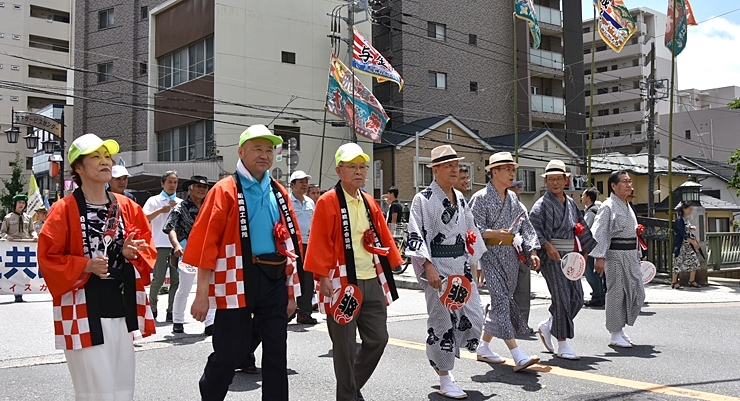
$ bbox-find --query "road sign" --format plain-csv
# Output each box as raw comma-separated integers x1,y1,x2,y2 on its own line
272,167,283,181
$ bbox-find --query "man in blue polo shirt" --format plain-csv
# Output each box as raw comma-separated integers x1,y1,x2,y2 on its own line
289,170,317,324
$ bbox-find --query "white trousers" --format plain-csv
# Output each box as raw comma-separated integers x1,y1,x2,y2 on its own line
64,318,135,401
172,268,215,326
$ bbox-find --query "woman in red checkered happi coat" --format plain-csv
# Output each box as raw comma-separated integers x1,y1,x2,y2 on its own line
38,134,157,401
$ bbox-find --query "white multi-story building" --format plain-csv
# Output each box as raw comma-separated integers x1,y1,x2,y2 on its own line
582,7,677,154
0,1,74,194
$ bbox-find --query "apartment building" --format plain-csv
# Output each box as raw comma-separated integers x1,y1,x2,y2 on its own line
146,0,373,189
582,7,677,154
371,0,586,150
0,1,74,194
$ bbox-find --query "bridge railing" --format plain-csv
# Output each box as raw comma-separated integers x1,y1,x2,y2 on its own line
637,217,671,272
707,232,740,270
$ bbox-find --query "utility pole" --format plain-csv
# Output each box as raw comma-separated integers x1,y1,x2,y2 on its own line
643,41,668,217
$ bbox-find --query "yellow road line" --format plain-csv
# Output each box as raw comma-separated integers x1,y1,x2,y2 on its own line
384,337,740,401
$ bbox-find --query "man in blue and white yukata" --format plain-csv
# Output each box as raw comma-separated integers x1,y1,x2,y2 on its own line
407,145,487,399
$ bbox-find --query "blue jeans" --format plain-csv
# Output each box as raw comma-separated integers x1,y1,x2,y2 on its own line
584,256,605,302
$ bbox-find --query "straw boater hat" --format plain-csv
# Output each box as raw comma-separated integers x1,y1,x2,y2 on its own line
541,160,570,177
426,145,465,167
484,152,519,170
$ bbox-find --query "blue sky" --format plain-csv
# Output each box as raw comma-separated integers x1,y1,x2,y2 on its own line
581,1,740,90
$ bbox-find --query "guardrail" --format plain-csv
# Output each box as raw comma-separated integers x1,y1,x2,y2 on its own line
707,232,740,270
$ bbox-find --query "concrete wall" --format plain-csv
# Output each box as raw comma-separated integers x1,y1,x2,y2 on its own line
656,107,740,162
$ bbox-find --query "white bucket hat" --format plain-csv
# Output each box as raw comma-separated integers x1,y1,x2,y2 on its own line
426,145,464,167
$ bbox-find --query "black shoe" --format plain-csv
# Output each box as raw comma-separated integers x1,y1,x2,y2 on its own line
236,363,258,374
152,309,157,320
172,323,184,334
356,389,365,401
14,295,25,303
288,312,297,323
296,316,318,325
203,325,213,336
166,311,173,322
584,299,605,308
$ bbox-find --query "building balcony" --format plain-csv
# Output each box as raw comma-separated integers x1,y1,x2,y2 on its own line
529,48,563,70
592,133,647,153
531,94,566,122
534,5,563,34
591,90,642,105
591,110,644,127
586,65,645,85
28,16,70,41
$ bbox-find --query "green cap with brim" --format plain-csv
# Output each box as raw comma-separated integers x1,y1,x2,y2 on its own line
12,194,28,202
68,134,120,164
335,143,370,165
238,124,283,147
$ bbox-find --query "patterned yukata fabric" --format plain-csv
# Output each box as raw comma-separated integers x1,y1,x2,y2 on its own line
469,183,540,339
529,192,597,340
407,182,487,371
590,193,645,333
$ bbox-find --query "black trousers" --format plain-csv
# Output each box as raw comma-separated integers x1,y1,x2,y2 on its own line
199,269,289,401
296,243,315,319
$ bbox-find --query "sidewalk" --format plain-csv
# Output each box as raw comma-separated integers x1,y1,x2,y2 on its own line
394,268,740,304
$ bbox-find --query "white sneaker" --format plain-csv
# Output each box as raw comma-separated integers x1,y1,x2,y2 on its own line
537,321,554,353
438,376,467,399
475,343,505,364
513,354,541,372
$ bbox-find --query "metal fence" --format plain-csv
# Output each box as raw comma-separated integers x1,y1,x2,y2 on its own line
707,232,740,270
637,216,672,273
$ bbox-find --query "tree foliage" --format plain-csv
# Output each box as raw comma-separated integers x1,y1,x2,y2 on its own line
729,98,740,110
0,152,26,215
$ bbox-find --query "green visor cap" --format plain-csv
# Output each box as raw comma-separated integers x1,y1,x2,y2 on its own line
238,125,283,147
68,134,120,164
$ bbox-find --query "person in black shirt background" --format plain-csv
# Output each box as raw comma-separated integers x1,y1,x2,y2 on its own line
384,186,403,224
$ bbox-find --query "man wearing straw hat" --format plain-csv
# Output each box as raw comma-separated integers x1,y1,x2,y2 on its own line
529,160,596,360
304,142,402,401
406,145,487,399
469,152,541,371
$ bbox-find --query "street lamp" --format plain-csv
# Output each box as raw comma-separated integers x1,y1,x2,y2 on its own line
4,126,20,144
24,133,39,150
42,138,57,154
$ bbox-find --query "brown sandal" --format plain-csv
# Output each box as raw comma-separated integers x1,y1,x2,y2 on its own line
688,281,702,288
671,282,684,290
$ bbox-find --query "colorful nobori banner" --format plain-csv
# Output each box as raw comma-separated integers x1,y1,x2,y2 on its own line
594,0,638,53
514,0,541,50
665,0,698,57
0,240,47,294
351,27,404,91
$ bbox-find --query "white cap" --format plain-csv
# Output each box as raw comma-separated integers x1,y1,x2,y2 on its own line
111,165,131,178
289,170,312,183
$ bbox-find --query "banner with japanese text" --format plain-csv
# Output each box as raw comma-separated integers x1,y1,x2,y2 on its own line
326,55,389,143
352,27,404,91
594,0,638,53
665,0,697,57
0,240,47,294
515,0,541,49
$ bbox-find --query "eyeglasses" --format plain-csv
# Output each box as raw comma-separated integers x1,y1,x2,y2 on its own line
619,179,634,185
339,164,369,172
495,166,516,173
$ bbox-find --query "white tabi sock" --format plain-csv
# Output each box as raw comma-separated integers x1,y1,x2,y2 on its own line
610,331,624,343
557,341,572,355
510,346,527,362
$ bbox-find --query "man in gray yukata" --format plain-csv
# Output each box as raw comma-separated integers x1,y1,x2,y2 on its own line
529,160,596,360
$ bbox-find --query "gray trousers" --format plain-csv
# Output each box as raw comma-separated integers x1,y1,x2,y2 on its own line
148,247,179,314
513,261,531,326
327,278,388,401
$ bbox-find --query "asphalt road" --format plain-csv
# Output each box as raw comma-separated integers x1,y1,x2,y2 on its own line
1,288,739,400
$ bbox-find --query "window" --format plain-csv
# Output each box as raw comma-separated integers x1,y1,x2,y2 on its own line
531,86,540,95
416,160,435,187
612,86,619,92
583,48,591,55
520,169,536,192
543,139,549,152
597,88,608,95
139,62,147,76
281,51,295,64
596,45,607,52
428,71,446,89
468,34,477,46
99,8,114,29
446,128,452,141
597,181,604,195
612,108,620,115
25,157,32,170
97,62,113,83
273,125,300,151
708,217,729,233
157,120,215,161
427,22,446,40
611,65,618,71
584,90,590,97
584,69,591,75
685,129,691,139
597,109,608,116
632,58,639,67
140,6,148,20
596,66,607,73
158,37,214,90
583,27,591,33
634,102,641,111
51,73,66,81
469,81,478,92
29,35,69,52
